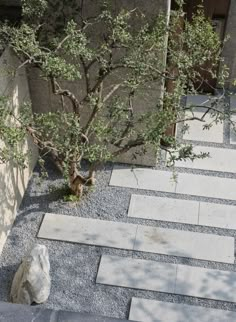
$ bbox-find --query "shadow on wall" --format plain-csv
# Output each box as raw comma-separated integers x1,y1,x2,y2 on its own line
0,48,38,254
0,136,37,254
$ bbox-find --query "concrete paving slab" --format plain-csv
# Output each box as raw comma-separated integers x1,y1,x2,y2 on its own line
129,194,236,230
129,297,236,322
176,172,236,200
38,214,137,250
134,225,234,263
39,214,234,263
110,166,176,192
97,255,236,302
96,255,177,293
175,146,236,173
199,202,236,229
176,265,236,302
183,109,223,143
183,95,223,143
111,167,236,201
128,195,199,225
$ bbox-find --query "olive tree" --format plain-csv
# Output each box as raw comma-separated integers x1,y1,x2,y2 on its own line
0,0,229,197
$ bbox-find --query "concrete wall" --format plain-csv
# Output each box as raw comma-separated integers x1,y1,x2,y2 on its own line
0,48,38,254
28,0,171,167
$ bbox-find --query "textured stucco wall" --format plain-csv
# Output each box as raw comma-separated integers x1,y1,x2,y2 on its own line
0,48,38,254
28,0,171,167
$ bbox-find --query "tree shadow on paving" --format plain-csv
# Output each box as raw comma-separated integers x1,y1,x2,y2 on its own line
98,254,236,321
130,297,236,322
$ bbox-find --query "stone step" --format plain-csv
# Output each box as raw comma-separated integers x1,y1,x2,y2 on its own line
129,298,236,322
0,301,132,322
96,255,236,303
182,95,224,143
128,194,236,230
38,214,234,263
110,166,176,192
175,146,236,173
110,166,236,201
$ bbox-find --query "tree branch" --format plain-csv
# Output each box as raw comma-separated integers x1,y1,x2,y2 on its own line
80,55,91,93
50,77,81,115
103,83,122,103
112,90,135,147
83,81,104,136
112,138,144,157
55,35,70,52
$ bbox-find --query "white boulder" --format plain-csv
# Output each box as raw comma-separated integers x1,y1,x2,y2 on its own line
10,244,51,304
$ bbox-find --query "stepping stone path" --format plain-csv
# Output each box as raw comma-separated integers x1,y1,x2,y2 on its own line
175,145,236,173
96,255,236,302
129,298,236,322
38,214,234,263
128,194,236,230
110,166,236,201
110,166,176,193
182,95,224,143
38,95,236,321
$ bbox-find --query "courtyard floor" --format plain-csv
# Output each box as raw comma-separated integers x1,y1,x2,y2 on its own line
1,95,236,321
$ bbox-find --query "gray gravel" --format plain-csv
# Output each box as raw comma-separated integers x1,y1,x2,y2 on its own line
1,99,236,319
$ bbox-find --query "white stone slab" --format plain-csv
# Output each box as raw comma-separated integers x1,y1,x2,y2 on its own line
175,146,236,173
199,202,236,230
134,225,234,263
128,195,199,225
176,265,236,302
183,109,223,143
39,214,234,263
97,255,236,302
129,194,236,230
38,214,137,250
129,298,236,322
183,96,223,143
96,255,177,293
176,172,236,201
110,166,176,192
111,167,236,201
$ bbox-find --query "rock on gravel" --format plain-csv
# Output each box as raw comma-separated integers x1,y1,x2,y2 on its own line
10,244,51,305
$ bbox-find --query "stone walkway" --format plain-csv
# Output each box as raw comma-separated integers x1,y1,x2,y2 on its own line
38,214,234,263
129,298,236,322
37,94,236,321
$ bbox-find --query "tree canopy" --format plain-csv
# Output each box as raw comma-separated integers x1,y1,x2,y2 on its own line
0,0,230,197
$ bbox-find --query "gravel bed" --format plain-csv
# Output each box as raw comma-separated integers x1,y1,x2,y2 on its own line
1,102,236,319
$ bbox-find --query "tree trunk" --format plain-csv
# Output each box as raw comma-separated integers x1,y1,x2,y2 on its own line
69,175,85,197
68,162,96,197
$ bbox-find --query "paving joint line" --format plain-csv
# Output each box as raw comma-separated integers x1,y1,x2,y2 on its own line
174,263,178,293
132,225,139,258
197,201,201,225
